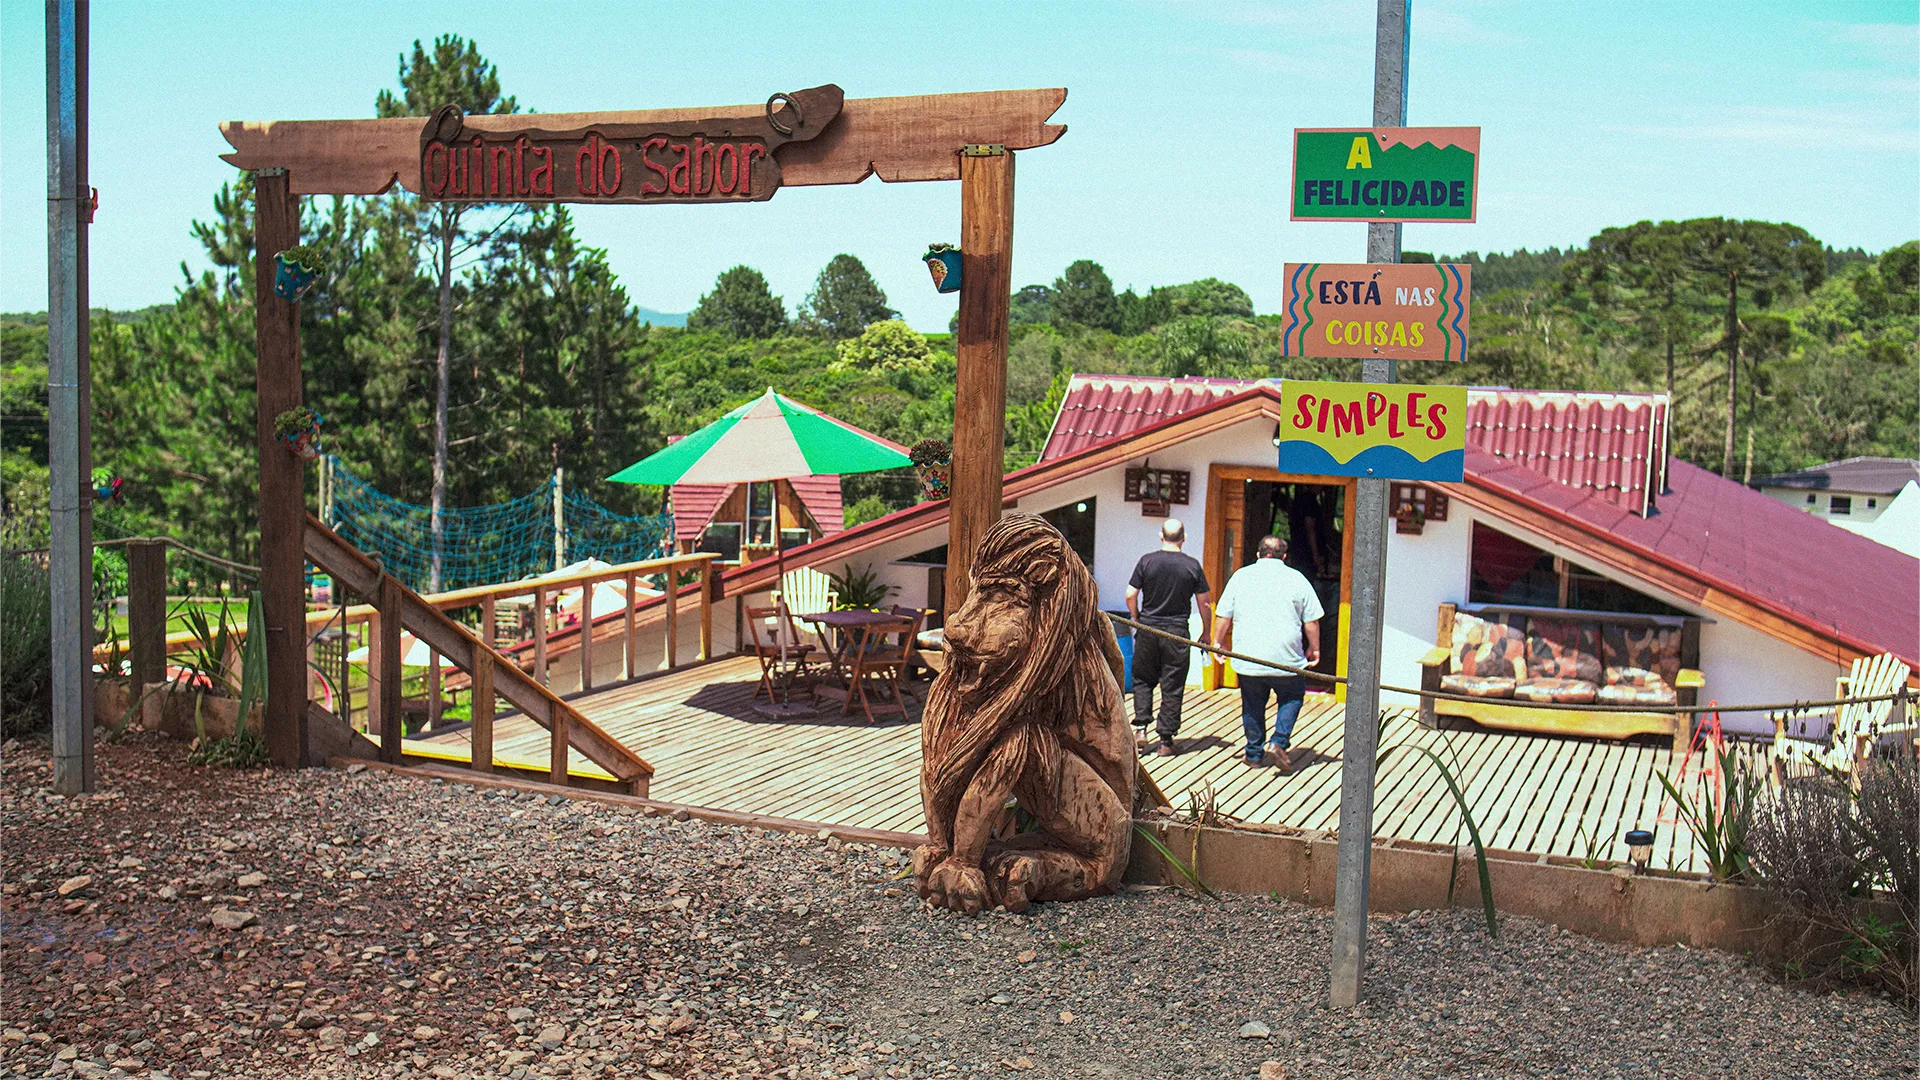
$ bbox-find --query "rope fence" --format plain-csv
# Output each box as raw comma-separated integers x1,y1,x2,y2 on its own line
1104,612,1911,718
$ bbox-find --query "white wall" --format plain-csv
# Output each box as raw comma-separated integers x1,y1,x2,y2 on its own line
1757,484,1892,524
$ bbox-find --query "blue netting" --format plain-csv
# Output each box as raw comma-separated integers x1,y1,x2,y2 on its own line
327,458,673,594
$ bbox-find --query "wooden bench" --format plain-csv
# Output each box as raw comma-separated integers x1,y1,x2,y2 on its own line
1418,602,1705,753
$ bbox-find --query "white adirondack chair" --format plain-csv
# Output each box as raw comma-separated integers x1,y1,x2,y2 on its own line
1769,652,1913,786
772,567,838,651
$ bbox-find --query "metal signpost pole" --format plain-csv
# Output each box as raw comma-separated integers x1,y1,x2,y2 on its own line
1330,0,1410,1007
46,0,94,795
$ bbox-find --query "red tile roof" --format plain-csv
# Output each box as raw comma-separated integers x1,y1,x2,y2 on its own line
669,478,844,543
1465,451,1919,668
1044,375,1669,513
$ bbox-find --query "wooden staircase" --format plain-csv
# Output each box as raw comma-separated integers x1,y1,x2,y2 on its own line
303,515,654,796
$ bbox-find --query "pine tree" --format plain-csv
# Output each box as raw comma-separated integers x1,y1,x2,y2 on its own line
688,266,789,338
797,254,896,339
375,34,522,589
1051,260,1120,331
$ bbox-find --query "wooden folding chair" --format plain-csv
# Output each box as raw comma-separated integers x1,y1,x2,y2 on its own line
745,604,820,705
844,608,923,724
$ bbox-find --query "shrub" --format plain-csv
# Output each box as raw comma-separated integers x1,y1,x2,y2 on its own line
1751,755,1918,1003
1,556,53,736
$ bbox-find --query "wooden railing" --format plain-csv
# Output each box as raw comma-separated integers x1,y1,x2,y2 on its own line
302,515,716,796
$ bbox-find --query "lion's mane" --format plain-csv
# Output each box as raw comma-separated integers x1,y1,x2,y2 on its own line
921,514,1127,847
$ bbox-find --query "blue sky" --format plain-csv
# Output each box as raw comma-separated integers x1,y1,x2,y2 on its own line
3,1,1916,330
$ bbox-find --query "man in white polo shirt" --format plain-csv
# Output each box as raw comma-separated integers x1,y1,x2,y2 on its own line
1211,534,1324,771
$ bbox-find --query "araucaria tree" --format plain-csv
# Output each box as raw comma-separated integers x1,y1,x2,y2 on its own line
797,255,895,339
1674,219,1824,475
375,35,521,591
1050,260,1120,331
688,266,789,338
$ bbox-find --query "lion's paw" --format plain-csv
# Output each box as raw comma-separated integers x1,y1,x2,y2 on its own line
985,851,1040,914
925,860,992,915
910,844,946,886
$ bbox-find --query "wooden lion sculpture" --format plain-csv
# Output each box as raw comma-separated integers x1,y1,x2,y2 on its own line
913,513,1136,914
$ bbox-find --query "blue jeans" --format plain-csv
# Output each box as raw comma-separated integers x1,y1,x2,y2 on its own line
1239,675,1306,761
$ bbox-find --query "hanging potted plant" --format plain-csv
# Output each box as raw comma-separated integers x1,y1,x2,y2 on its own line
91,467,123,503
274,407,322,461
923,243,961,294
272,244,326,300
910,437,952,501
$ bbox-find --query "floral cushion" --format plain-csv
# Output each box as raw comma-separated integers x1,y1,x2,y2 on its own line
1513,677,1599,704
1601,623,1683,686
1597,681,1677,706
1441,673,1517,698
1525,619,1603,683
1451,612,1525,679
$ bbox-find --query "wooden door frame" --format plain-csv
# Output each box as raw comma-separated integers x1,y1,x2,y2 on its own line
1202,464,1357,700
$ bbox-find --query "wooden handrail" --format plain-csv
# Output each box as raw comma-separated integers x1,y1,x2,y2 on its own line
304,514,653,793
423,551,718,610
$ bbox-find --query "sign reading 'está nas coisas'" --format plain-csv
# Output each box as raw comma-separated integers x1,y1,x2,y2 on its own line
1278,262,1471,362
1276,380,1467,482
1290,127,1479,223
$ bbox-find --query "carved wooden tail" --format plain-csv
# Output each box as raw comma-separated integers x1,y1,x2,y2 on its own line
303,514,653,796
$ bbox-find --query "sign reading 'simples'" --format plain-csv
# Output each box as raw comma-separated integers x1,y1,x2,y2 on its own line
1278,262,1471,362
1276,380,1467,482
1290,128,1479,223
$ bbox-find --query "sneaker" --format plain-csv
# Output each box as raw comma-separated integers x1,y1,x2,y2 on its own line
1242,755,1264,768
1156,742,1178,758
1134,728,1153,748
1270,745,1293,773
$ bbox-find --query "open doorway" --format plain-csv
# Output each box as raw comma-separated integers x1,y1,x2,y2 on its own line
1241,481,1345,684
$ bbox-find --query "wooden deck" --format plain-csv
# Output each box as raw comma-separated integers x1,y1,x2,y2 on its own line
413,654,1728,872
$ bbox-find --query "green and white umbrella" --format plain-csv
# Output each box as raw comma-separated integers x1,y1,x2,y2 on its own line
608,388,912,716
608,387,909,486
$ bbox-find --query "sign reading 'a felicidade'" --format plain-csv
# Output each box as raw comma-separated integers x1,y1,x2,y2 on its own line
1290,127,1480,223
1276,380,1467,482
1278,262,1472,362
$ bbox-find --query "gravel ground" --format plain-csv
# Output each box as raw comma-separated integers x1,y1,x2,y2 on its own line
2,735,1913,1080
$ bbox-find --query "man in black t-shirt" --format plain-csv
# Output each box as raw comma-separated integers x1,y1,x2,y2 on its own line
1126,518,1212,756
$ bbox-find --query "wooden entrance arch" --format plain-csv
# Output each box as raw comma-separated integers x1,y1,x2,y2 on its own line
222,86,1066,768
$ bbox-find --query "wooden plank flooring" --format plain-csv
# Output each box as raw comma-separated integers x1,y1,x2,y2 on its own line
413,654,1727,867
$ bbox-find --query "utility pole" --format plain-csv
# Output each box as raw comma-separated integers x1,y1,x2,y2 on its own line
1330,0,1409,1008
46,0,93,795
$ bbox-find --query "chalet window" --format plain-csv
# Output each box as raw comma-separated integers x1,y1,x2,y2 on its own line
697,522,741,562
1868,498,1878,510
1468,522,1684,617
1040,498,1097,568
747,482,777,546
1805,494,1816,505
1830,495,1852,516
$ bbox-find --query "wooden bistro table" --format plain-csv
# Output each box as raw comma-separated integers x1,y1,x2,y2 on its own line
795,609,909,690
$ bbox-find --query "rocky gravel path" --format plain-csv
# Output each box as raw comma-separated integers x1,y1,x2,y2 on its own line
3,735,1912,1079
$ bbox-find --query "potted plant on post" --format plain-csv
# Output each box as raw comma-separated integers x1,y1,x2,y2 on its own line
923,243,961,294
273,244,326,300
910,437,951,501
274,407,322,461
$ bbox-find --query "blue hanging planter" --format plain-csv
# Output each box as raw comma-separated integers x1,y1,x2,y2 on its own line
273,248,323,300
923,243,961,294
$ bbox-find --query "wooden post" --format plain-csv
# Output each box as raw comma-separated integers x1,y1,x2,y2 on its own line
623,572,637,680
665,570,680,670
426,650,442,729
253,168,308,768
699,559,713,661
581,572,595,693
376,574,402,764
533,586,549,686
362,608,379,735
549,706,569,785
945,147,1014,617
470,650,494,774
480,595,496,649
125,539,167,689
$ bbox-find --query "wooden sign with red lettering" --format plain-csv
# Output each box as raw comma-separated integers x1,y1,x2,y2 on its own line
419,85,844,204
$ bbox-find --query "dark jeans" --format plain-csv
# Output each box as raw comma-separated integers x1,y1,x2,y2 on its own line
1131,621,1190,743
1238,675,1306,760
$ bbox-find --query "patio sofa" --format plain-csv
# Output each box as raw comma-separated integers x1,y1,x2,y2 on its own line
1417,602,1705,752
